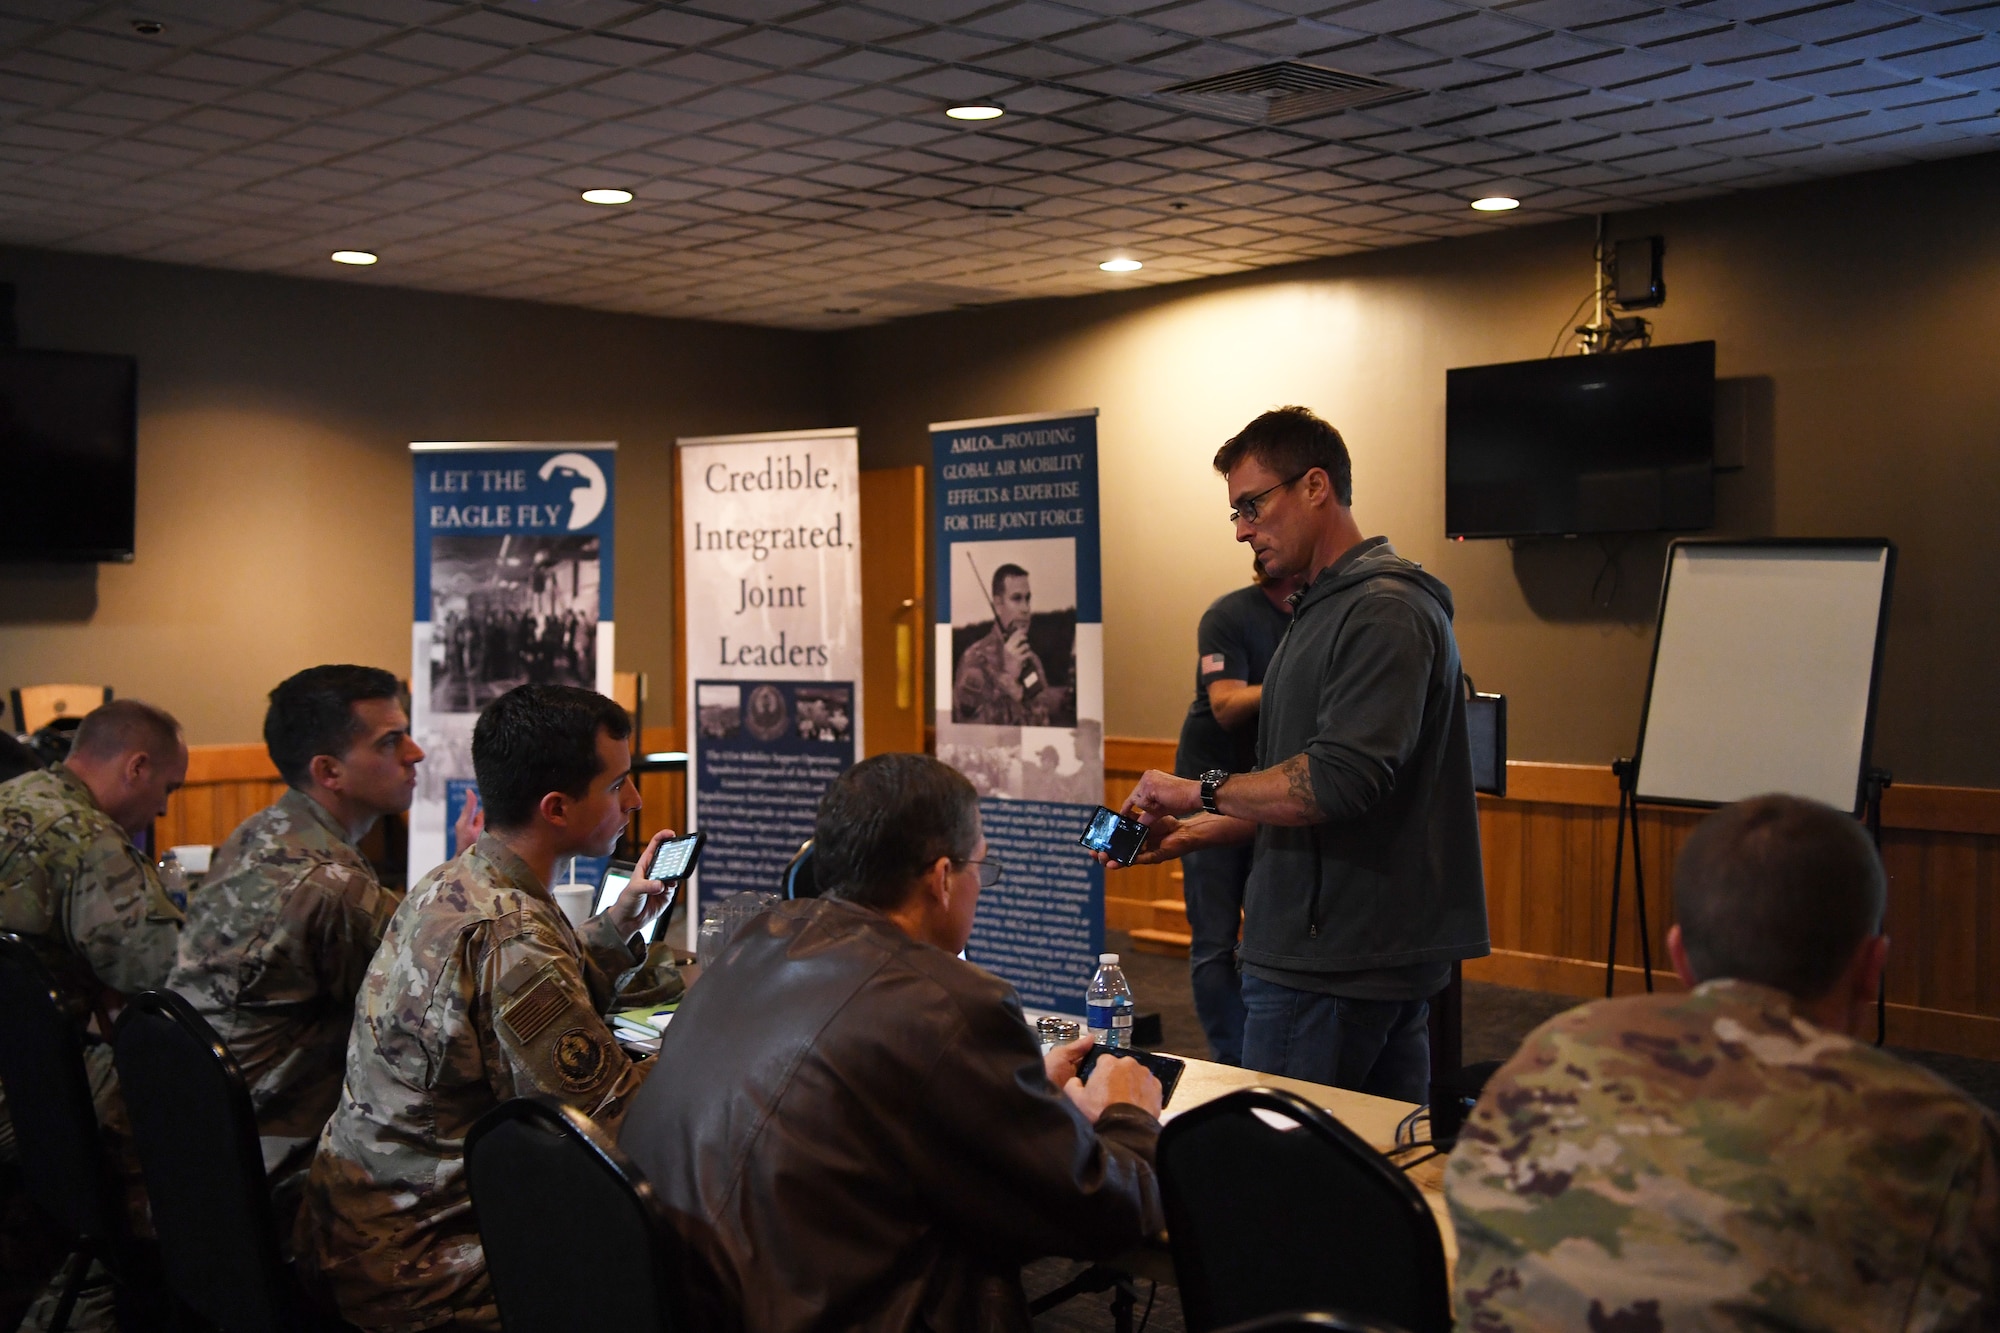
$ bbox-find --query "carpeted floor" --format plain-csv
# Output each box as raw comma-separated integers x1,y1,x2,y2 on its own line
1027,931,2000,1329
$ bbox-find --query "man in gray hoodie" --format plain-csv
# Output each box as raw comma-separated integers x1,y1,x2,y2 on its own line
1106,406,1488,1100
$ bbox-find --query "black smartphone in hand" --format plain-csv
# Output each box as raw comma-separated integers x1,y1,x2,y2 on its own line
1076,1045,1185,1106
1078,806,1148,865
646,830,705,883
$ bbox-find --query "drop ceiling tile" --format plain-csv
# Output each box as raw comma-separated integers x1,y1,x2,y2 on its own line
0,0,1987,325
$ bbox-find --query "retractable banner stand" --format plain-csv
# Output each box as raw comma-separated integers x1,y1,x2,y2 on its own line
930,409,1103,1015
680,429,862,946
409,442,617,885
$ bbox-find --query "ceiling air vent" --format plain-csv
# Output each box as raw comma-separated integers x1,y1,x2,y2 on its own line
1154,61,1413,125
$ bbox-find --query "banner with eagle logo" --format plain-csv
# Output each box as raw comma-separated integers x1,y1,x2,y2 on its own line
409,441,617,883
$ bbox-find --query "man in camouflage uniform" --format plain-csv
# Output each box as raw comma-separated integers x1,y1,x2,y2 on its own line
0,699,187,1331
299,684,677,1332
167,666,431,1220
1448,794,2000,1332
952,563,1069,726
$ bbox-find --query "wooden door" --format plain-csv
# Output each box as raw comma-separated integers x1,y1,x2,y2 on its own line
859,466,926,756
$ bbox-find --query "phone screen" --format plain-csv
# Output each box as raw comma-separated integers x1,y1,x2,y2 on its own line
1077,806,1147,865
647,832,704,882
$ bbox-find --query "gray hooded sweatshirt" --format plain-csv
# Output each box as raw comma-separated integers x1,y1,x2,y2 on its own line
1240,537,1490,992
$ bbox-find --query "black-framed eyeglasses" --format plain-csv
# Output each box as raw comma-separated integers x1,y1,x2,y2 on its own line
1229,471,1308,525
959,858,1004,888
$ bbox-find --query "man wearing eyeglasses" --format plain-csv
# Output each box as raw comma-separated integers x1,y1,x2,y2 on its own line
619,752,1163,1333
1103,406,1489,1102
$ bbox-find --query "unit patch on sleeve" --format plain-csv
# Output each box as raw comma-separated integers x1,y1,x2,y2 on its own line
552,1027,610,1093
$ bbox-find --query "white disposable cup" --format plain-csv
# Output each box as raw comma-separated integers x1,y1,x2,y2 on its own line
551,885,593,927
170,845,213,875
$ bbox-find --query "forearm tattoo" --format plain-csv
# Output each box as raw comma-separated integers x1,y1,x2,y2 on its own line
1281,754,1315,808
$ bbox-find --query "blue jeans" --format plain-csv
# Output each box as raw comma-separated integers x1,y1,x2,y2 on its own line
1181,844,1251,1064
1240,974,1432,1103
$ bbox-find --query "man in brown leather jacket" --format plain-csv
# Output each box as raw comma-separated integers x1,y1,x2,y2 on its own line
619,752,1164,1332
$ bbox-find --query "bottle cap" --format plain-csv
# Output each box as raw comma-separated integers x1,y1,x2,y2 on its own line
1099,952,1118,964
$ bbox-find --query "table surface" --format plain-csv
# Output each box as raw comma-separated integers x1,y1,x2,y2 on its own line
1127,1054,1457,1281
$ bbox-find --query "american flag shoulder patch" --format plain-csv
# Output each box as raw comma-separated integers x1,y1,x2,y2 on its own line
1199,653,1226,674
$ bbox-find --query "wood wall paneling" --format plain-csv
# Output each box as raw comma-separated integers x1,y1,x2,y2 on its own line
1101,746,2000,1060
163,740,1999,1059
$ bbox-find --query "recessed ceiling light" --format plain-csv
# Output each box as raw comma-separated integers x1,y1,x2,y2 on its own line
1470,196,1520,212
330,250,378,265
581,188,633,205
1099,257,1143,273
945,103,1004,121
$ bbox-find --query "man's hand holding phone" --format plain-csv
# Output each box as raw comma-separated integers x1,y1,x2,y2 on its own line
1061,1047,1164,1123
1082,768,1259,870
607,829,680,937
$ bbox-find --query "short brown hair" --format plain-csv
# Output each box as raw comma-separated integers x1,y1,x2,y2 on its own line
472,685,631,831
71,699,182,762
1213,406,1353,506
814,753,979,911
1674,794,1885,1000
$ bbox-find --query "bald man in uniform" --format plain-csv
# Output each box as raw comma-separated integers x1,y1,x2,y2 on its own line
0,699,187,1330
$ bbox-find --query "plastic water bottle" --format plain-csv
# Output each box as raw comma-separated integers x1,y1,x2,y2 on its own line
1085,953,1135,1049
157,851,187,912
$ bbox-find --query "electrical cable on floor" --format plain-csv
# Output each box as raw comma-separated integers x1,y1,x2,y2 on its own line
1137,1279,1158,1333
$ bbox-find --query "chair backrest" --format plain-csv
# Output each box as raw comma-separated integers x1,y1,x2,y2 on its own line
467,1098,682,1333
112,990,294,1333
1215,1313,1414,1333
11,683,112,734
1158,1088,1451,1333
781,839,818,900
0,933,119,1241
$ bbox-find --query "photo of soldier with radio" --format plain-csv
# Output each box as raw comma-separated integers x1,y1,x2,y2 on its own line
949,539,1077,730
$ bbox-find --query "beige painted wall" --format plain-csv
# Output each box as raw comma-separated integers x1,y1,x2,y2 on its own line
835,153,2000,788
0,248,834,744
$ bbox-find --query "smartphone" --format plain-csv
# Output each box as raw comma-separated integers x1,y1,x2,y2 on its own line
1077,1045,1185,1107
1078,806,1147,866
645,831,706,883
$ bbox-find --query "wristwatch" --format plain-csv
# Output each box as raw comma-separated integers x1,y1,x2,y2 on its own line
1200,769,1229,815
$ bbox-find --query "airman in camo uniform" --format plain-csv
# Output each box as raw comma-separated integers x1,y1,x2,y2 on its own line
0,701,187,1143
0,701,186,1332
1448,795,2000,1333
952,564,1070,726
167,666,427,1218
299,686,674,1332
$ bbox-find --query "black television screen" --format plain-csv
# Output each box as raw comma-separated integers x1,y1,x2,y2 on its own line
0,348,137,562
1446,341,1715,539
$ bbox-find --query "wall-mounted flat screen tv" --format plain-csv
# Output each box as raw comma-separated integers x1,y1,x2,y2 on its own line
0,348,138,562
1446,341,1715,539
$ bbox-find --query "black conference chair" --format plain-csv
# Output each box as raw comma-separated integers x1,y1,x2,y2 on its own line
467,1098,686,1333
1158,1088,1451,1333
781,839,818,899
1215,1313,1413,1333
112,989,323,1333
0,934,150,1333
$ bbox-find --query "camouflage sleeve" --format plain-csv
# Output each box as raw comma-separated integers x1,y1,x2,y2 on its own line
574,911,646,1006
1914,1108,2000,1330
952,650,994,720
67,819,182,996
479,915,650,1133
307,864,400,1015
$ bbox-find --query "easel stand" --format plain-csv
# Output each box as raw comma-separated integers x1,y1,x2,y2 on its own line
1603,757,1654,998
1865,766,1892,1046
